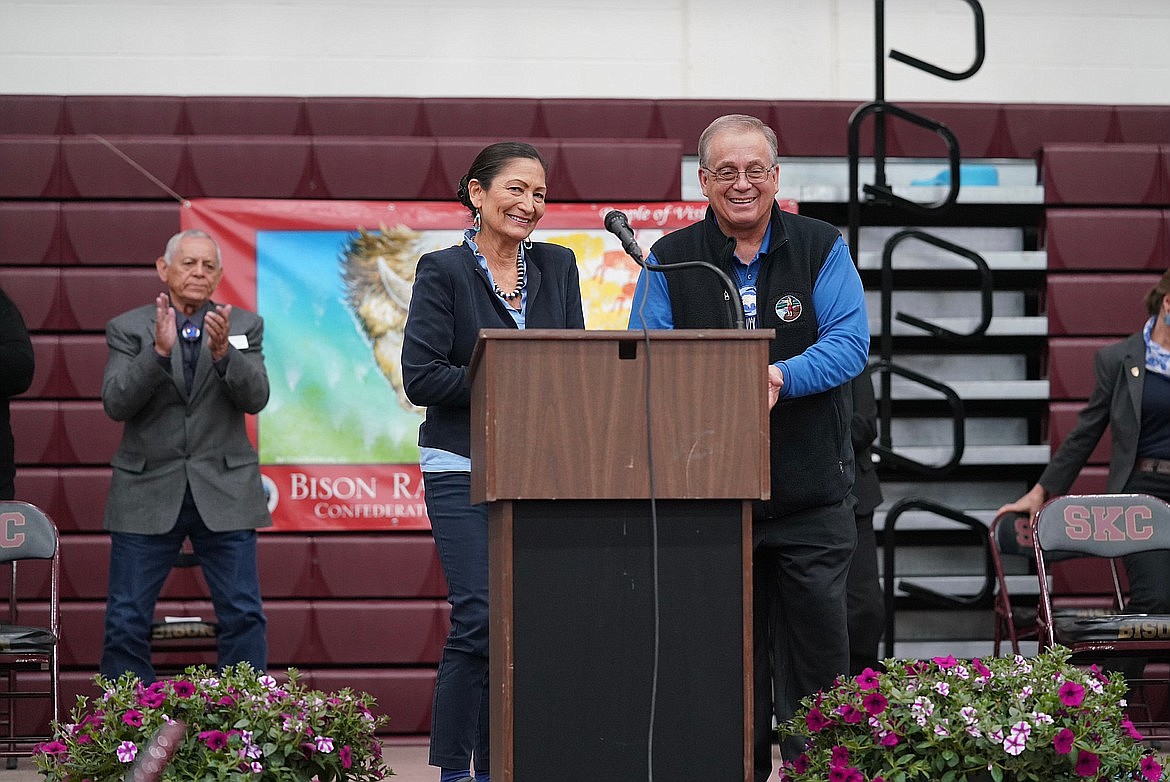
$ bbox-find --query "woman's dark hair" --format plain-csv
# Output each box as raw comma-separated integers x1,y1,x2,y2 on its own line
456,141,548,217
1145,268,1170,316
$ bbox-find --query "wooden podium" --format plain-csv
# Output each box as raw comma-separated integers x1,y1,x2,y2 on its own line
469,329,772,782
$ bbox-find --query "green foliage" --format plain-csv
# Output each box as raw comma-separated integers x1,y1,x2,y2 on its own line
778,646,1163,782
34,664,393,781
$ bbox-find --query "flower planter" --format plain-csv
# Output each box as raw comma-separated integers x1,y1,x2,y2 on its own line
777,646,1163,782
35,664,394,781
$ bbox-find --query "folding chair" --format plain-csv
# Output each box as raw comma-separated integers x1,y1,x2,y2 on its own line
990,510,1037,656
990,510,1116,656
0,501,60,767
1033,493,1170,742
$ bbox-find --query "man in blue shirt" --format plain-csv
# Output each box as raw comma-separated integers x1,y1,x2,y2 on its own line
628,114,869,779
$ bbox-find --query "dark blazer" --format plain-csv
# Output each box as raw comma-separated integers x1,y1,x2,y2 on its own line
401,239,585,459
0,289,34,500
1039,331,1145,495
101,302,272,534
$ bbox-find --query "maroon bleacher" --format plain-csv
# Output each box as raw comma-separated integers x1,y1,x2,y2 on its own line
303,97,425,136
0,202,61,264
1045,337,1114,400
312,136,436,200
658,100,776,155
0,136,61,197
61,202,179,265
540,98,660,140
1046,403,1111,464
27,334,107,398
1041,143,1165,206
554,139,683,201
1044,208,1166,270
60,135,186,199
0,95,64,134
63,95,187,135
186,136,315,198
1002,104,1117,158
883,101,1008,158
183,96,308,135
420,97,545,138
1044,273,1159,337
5,95,1170,738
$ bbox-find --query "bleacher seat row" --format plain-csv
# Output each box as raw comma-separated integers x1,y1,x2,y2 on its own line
0,136,684,201
4,95,1170,157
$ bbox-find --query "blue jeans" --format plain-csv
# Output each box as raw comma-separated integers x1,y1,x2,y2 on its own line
424,472,490,774
100,487,267,683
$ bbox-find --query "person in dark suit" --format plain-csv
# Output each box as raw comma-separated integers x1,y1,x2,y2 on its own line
997,268,1170,617
847,364,885,675
401,141,585,782
0,286,34,501
100,228,271,683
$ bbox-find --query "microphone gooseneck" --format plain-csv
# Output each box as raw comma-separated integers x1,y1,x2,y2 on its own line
604,209,746,330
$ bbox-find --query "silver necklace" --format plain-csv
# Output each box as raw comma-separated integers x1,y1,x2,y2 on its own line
492,245,526,300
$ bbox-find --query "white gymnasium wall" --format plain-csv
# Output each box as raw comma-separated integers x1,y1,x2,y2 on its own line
0,0,1168,104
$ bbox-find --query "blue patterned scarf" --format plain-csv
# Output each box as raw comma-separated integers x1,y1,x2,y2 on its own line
1144,316,1170,378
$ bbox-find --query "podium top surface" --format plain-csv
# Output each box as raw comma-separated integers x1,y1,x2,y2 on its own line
469,329,773,502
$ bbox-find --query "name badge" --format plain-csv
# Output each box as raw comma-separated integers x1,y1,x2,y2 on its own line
228,334,249,350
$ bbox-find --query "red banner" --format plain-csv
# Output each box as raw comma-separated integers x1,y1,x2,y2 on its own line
181,198,753,531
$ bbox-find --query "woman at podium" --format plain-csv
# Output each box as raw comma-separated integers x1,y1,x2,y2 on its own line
401,141,586,782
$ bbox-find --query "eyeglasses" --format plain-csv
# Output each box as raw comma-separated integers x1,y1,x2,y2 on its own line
701,165,775,184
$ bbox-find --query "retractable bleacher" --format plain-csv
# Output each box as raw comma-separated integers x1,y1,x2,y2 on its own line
3,95,1170,734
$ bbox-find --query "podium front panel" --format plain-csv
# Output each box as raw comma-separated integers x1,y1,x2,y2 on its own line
490,498,751,782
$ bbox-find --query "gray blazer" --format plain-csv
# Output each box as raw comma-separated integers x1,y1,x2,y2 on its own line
101,302,272,534
1039,331,1145,496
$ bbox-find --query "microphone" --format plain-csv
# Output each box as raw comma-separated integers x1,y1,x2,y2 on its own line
604,209,644,264
603,209,746,330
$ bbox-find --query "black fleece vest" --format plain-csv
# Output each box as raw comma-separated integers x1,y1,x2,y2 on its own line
647,204,855,517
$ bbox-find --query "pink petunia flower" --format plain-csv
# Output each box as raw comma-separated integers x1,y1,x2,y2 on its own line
137,691,165,708
1052,727,1075,754
1140,755,1163,782
932,655,958,669
856,668,882,691
805,708,832,732
340,745,353,769
198,730,229,751
172,680,196,698
121,710,143,727
837,704,864,724
862,692,888,715
1122,718,1145,741
1074,750,1100,777
1058,680,1085,707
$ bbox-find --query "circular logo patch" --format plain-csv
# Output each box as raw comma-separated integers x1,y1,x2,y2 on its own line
775,295,802,323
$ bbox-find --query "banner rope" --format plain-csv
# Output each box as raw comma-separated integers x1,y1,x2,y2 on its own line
89,134,190,207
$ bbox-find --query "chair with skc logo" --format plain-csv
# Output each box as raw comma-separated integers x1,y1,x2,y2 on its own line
1032,493,1170,746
